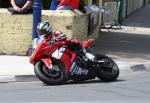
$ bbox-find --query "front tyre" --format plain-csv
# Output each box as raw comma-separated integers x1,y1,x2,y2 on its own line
34,60,67,85
95,54,119,82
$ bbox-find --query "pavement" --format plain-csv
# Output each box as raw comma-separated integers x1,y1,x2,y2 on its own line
1,5,150,83
0,56,38,82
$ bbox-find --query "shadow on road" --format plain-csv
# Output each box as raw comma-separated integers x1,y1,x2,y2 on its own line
93,31,150,60
67,79,125,85
42,79,125,86
94,5,150,61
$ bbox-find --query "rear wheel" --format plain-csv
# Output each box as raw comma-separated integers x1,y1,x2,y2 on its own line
95,54,119,82
34,59,67,85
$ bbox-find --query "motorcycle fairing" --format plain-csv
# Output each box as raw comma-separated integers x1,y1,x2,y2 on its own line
81,39,95,48
40,58,52,68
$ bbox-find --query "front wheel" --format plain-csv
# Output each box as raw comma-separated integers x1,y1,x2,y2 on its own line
94,54,119,82
34,59,67,85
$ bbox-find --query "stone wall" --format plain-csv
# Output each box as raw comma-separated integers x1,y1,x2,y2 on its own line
0,9,99,55
0,9,32,55
42,10,89,40
42,10,100,40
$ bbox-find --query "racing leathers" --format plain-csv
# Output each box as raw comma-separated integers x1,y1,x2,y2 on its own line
32,31,94,62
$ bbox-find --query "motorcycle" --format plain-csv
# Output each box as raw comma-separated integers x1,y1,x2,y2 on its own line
29,37,119,85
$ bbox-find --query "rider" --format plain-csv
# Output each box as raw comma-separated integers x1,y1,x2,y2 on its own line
33,21,94,61
33,21,95,76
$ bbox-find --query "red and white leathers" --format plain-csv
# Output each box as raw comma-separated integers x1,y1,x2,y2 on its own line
32,31,80,59
32,31,95,64
33,31,66,48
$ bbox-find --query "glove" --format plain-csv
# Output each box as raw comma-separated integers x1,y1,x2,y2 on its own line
55,32,67,41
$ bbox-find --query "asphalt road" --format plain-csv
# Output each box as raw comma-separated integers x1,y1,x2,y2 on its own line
93,31,150,62
1,6,150,103
0,70,150,103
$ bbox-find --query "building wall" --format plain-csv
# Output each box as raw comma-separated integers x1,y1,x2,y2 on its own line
126,0,144,16
144,0,149,5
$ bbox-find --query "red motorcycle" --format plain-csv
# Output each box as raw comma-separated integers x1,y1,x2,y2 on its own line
29,37,119,85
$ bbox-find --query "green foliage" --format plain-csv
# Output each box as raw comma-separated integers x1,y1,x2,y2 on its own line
42,0,52,10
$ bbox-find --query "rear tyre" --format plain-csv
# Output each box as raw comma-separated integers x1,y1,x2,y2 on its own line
95,54,119,82
34,59,67,85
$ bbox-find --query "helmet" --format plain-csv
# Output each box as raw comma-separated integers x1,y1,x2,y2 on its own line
37,21,52,36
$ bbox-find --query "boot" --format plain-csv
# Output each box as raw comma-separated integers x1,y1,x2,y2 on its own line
79,47,95,61
85,53,95,61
